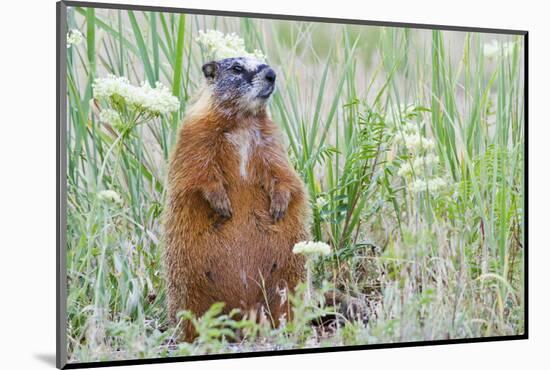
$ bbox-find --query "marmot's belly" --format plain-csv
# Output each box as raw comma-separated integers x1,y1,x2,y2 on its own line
188,206,297,309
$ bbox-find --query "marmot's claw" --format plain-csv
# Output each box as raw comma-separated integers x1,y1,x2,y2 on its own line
206,190,233,219
214,200,232,219
270,201,287,222
271,208,285,222
215,206,232,219
270,190,290,222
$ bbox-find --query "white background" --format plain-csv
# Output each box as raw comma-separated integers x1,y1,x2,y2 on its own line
0,0,546,368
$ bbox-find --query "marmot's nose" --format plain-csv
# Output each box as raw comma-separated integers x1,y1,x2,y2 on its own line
264,68,276,83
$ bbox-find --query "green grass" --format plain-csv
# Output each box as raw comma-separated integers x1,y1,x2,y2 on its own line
65,6,525,363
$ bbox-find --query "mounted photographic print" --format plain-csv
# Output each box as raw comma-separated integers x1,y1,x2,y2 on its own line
56,1,527,368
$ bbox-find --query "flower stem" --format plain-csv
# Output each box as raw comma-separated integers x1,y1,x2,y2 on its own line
305,258,313,306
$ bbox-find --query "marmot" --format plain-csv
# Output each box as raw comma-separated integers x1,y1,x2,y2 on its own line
164,56,310,341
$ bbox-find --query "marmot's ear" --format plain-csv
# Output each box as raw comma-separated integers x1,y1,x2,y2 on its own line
202,61,218,80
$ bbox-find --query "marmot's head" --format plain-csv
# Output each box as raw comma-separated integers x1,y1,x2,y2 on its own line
201,57,276,115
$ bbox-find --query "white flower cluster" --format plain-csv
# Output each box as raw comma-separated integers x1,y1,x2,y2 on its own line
394,112,447,195
315,195,328,210
93,75,180,115
483,39,516,59
97,189,122,204
395,122,435,152
196,30,266,61
67,29,84,48
410,178,447,193
98,109,123,128
293,241,332,257
400,133,435,152
397,153,439,177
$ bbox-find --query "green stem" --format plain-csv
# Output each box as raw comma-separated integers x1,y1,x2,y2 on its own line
305,258,313,306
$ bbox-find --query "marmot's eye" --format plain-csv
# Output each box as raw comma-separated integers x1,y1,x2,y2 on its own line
232,65,244,73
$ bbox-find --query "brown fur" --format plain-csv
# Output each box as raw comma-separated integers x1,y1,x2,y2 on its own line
163,90,310,341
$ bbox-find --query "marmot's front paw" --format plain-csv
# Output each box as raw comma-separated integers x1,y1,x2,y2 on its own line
206,190,233,219
270,190,290,222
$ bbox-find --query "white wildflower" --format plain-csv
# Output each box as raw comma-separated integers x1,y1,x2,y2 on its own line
429,177,447,191
410,179,426,193
294,241,331,306
132,81,180,115
97,190,122,204
397,133,435,151
402,122,420,135
399,154,439,177
315,196,328,209
196,29,266,61
293,241,331,257
98,109,123,128
93,75,180,115
410,177,447,193
397,162,414,177
413,153,439,169
395,117,447,194
67,29,84,48
421,136,435,150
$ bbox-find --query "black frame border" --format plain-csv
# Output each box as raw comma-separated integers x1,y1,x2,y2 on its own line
56,1,529,369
